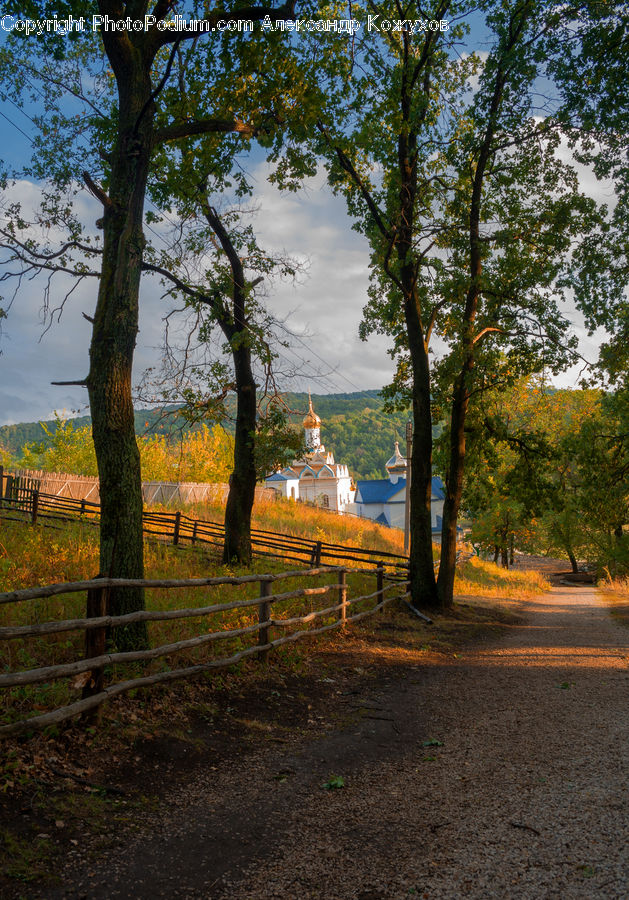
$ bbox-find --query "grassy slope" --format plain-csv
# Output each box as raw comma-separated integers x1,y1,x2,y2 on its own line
0,499,548,729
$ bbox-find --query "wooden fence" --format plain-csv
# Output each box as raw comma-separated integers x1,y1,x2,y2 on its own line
0,484,409,571
0,565,409,738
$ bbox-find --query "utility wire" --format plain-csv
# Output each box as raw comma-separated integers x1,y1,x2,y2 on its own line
0,108,34,144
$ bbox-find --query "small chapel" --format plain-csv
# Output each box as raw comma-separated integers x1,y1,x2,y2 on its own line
264,395,355,513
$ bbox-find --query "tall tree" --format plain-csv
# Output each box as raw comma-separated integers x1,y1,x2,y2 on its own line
0,0,300,647
316,0,467,608
433,0,608,606
315,0,623,610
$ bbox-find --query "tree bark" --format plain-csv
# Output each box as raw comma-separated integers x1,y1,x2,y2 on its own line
408,353,439,608
86,40,154,651
437,370,471,607
223,346,257,565
567,549,579,573
398,123,438,609
200,202,259,566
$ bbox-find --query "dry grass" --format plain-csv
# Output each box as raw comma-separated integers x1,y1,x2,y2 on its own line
187,496,407,556
0,512,550,729
455,555,551,601
0,514,382,728
598,577,629,629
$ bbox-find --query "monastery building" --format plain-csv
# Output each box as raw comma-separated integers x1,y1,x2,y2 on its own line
264,395,354,513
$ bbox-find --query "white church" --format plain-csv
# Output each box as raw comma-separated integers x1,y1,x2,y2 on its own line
264,395,355,513
264,395,445,534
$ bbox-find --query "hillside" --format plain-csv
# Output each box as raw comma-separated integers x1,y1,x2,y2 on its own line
0,390,432,481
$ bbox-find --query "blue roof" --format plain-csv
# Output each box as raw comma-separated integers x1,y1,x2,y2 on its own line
356,475,445,504
375,512,390,526
266,472,289,482
431,476,445,500
356,478,405,504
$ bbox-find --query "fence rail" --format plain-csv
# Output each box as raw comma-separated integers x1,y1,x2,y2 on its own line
0,481,409,571
0,565,408,738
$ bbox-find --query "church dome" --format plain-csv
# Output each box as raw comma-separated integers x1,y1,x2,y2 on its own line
303,393,321,429
385,441,407,471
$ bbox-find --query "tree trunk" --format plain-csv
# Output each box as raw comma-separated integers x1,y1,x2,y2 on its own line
200,202,259,567
87,53,154,651
501,545,509,568
398,115,438,610
437,371,471,608
493,545,499,564
223,346,257,565
408,367,439,608
436,64,509,607
567,549,579,573
402,265,438,608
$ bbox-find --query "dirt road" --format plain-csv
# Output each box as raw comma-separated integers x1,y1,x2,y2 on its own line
54,584,629,899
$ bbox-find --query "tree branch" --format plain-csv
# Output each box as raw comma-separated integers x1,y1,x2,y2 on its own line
153,118,257,147
316,120,391,240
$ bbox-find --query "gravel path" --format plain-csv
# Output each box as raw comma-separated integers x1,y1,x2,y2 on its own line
57,584,629,899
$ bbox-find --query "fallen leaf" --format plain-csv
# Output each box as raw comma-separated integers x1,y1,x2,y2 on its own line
71,671,92,690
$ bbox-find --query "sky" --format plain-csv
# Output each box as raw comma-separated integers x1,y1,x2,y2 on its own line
0,10,615,428
0,163,395,426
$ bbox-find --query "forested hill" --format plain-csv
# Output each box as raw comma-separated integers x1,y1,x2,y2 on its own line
0,390,427,480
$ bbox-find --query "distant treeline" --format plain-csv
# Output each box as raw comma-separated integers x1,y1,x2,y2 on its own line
0,390,434,481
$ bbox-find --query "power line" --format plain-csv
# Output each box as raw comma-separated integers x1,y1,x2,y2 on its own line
0,107,34,144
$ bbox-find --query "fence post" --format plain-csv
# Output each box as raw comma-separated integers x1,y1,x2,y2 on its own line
258,578,273,662
376,562,384,611
80,499,86,518
31,489,39,526
338,569,347,626
192,520,198,545
173,511,182,546
0,465,3,503
82,580,109,717
312,540,322,567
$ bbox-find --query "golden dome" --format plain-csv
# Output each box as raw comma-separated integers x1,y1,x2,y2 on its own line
303,391,321,429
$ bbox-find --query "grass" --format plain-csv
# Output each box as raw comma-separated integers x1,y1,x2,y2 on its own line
0,506,391,728
455,555,551,601
186,495,407,556
0,506,550,730
598,577,629,629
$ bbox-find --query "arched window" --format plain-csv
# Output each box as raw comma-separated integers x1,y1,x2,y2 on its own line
322,494,330,508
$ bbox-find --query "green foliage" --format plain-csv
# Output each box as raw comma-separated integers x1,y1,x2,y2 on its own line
3,391,423,481
21,414,98,475
460,377,629,575
322,774,345,790
0,442,13,468
12,413,235,483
